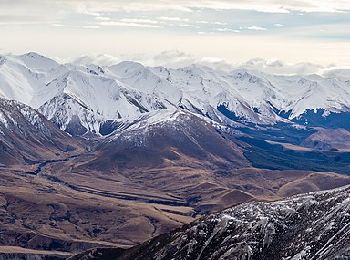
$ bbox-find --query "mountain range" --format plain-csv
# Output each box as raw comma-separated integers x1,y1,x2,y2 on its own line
0,52,350,259
2,52,350,137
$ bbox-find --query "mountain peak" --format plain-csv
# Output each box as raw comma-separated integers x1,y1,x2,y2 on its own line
17,52,59,72
21,51,45,58
111,60,144,70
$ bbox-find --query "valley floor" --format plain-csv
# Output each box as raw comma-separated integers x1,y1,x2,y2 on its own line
1,148,349,257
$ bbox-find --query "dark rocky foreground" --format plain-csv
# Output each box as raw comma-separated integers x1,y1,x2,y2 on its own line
71,185,350,260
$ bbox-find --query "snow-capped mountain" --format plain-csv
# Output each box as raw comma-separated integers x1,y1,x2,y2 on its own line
83,184,350,260
1,52,350,136
0,97,82,166
85,109,248,171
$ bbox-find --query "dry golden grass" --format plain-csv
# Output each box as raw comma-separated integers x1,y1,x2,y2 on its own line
0,146,349,255
0,246,71,256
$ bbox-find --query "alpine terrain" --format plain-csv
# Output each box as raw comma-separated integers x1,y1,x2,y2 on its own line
0,52,349,259
74,184,350,260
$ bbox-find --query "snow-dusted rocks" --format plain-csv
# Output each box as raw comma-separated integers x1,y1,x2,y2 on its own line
104,185,350,260
86,109,248,171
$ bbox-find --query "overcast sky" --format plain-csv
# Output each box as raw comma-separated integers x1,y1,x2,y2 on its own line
0,0,350,67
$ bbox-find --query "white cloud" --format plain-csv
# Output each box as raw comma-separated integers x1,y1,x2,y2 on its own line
95,16,111,21
82,25,100,29
241,58,326,75
177,24,194,27
1,0,350,29
214,21,228,26
65,1,350,14
1,1,349,67
274,23,284,27
120,18,159,24
130,50,235,71
152,50,195,68
0,21,47,26
32,50,350,75
99,21,161,28
322,67,350,78
196,21,209,24
247,26,267,31
216,28,240,33
76,4,100,16
72,54,121,66
158,16,190,22
199,57,234,71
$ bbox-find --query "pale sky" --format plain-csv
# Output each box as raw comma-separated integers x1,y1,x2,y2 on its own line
1,0,350,68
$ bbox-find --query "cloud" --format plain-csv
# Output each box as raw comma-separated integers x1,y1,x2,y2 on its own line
120,18,159,24
0,21,48,26
1,0,350,30
99,21,161,28
1,0,349,68
52,50,350,76
71,54,122,66
247,26,267,31
82,25,100,29
76,3,100,16
198,57,234,71
74,50,234,71
52,23,64,27
322,67,350,78
138,50,236,71
95,16,111,21
152,50,196,68
158,17,190,22
64,1,350,14
216,28,240,33
241,58,326,75
196,21,209,24
213,21,228,26
177,24,194,27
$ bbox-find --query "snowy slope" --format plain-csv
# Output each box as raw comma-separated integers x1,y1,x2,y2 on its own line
88,108,248,171
1,52,350,135
0,98,81,165
39,70,142,133
17,52,60,73
107,63,280,124
266,74,350,118
107,62,350,122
